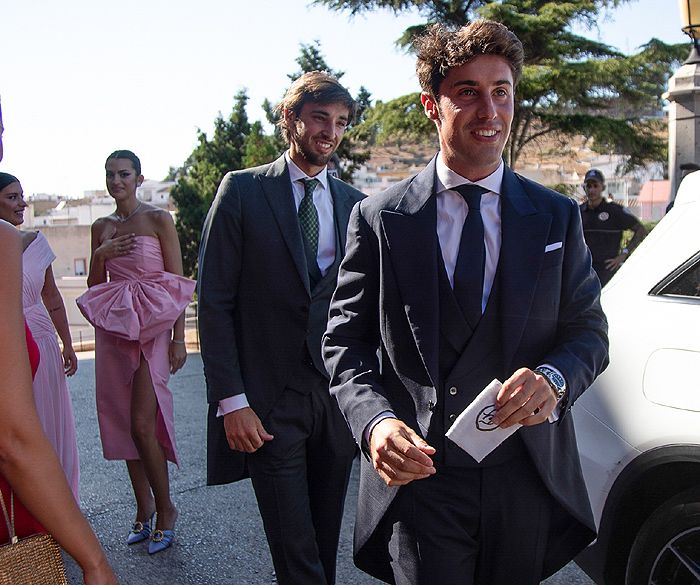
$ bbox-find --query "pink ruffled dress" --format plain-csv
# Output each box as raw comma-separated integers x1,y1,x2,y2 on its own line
76,236,195,465
23,232,81,499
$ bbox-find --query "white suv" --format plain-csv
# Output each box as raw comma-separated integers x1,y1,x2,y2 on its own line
574,171,700,585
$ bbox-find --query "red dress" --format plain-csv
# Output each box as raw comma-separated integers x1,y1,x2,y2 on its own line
0,324,46,542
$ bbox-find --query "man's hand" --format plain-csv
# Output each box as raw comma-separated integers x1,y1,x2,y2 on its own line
223,407,274,453
604,253,626,272
491,367,558,428
369,418,436,486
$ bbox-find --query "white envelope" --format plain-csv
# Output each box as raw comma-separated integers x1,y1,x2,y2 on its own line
445,379,520,463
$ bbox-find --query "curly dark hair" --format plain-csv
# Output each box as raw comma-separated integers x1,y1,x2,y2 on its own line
276,71,357,144
414,19,524,99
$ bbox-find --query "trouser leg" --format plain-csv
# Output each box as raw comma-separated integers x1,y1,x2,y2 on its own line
249,440,327,585
386,458,553,585
306,450,354,584
247,379,355,585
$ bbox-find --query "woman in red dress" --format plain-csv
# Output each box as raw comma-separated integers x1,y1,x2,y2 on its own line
0,324,45,541
0,220,118,584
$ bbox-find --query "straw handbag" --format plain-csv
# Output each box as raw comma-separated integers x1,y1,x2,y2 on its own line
0,489,67,585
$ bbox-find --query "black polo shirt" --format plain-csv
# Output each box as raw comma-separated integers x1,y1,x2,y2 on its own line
579,199,641,265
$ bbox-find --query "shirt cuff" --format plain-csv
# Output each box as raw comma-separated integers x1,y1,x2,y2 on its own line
538,363,565,423
217,394,250,417
363,411,397,447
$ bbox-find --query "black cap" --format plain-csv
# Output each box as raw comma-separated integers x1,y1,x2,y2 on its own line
584,169,605,183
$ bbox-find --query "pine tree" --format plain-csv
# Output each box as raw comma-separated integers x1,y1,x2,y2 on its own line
315,0,686,170
171,90,252,277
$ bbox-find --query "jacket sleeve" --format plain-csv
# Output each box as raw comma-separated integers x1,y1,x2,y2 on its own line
323,202,394,444
197,173,246,404
546,197,609,416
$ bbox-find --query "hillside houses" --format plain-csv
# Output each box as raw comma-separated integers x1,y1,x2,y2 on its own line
351,143,667,220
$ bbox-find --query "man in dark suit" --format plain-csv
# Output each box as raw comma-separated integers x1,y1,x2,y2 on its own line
198,72,364,585
323,21,609,585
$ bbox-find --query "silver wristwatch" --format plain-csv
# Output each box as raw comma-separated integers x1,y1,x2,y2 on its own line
534,366,567,401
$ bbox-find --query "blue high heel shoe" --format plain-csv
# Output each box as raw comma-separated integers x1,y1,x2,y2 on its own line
127,512,155,545
148,529,175,554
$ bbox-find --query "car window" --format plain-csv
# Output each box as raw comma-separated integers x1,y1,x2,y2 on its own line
653,253,700,298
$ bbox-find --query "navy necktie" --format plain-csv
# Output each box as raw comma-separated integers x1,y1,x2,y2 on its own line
453,184,489,327
298,178,320,257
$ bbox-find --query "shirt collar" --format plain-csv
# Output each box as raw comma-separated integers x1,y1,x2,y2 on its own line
586,198,607,211
285,151,329,190
435,155,504,195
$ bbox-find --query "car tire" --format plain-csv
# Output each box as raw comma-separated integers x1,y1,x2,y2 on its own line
625,486,700,585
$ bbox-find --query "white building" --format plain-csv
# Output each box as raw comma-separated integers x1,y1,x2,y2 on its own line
138,179,175,207
26,179,175,228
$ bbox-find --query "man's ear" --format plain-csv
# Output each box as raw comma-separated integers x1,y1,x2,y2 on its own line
137,175,144,188
282,107,295,126
421,92,439,121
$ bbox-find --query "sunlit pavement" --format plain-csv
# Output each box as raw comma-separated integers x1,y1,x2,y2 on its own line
65,351,593,584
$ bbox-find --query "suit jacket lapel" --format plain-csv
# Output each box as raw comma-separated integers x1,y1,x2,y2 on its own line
498,166,552,369
330,176,355,257
379,157,440,389
259,155,310,295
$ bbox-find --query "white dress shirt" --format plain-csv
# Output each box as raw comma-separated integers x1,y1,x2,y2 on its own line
217,152,336,416
435,156,503,312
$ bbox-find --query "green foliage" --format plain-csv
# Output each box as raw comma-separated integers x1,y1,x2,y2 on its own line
170,179,207,280
243,121,279,168
288,40,344,80
313,0,627,45
547,182,580,198
316,0,686,171
312,0,483,29
351,93,436,146
172,90,254,277
355,86,373,123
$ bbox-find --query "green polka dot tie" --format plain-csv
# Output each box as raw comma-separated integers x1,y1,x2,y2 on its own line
299,178,320,256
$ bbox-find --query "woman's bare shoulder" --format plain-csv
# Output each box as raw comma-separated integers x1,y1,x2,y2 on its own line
20,230,39,251
0,219,19,242
91,217,117,243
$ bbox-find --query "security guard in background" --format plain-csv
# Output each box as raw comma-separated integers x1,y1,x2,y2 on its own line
580,169,647,286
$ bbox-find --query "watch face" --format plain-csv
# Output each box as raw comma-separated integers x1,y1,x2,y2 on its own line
551,371,565,387
538,367,565,392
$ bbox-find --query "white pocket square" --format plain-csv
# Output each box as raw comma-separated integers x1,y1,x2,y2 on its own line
545,242,562,253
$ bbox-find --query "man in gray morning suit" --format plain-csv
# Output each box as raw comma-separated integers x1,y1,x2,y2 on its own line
323,21,609,585
198,72,364,585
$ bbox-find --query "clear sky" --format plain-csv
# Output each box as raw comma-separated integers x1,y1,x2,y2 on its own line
0,0,688,197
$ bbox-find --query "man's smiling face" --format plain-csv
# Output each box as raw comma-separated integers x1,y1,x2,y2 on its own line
422,54,514,181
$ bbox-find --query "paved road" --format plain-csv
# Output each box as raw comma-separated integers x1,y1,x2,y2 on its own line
64,351,594,584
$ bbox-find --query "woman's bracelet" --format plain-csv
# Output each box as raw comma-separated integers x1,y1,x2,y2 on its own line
171,339,185,345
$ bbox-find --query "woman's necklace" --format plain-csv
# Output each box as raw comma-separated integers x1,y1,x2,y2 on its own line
115,201,142,223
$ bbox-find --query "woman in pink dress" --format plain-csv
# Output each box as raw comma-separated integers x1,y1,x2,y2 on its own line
0,172,80,499
77,150,194,555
